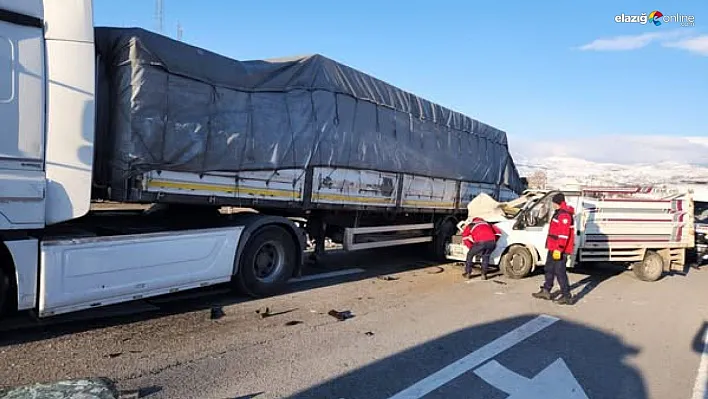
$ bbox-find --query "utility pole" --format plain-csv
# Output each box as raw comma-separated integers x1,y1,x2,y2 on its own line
155,0,164,34
177,22,183,41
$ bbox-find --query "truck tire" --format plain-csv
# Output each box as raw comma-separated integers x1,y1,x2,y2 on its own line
236,225,298,297
0,268,9,315
633,250,664,282
500,246,533,279
430,219,457,261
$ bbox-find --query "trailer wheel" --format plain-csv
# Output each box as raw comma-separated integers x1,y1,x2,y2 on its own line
430,219,457,261
633,251,664,282
0,267,9,315
237,225,297,297
500,246,533,279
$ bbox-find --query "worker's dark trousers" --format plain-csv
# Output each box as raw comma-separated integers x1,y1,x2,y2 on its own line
543,250,570,296
465,241,496,275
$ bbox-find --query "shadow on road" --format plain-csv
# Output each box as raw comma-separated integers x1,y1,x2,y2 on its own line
230,394,264,399
0,245,443,348
693,322,708,354
692,321,708,397
289,314,647,399
552,263,625,302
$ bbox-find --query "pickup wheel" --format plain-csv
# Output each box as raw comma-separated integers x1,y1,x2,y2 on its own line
500,246,533,279
237,225,297,297
633,250,664,282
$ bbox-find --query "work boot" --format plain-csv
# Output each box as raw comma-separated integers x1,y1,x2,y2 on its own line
481,271,488,281
532,288,551,300
462,272,470,279
555,294,574,305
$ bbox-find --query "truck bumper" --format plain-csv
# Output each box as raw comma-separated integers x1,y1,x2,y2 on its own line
696,244,708,261
445,240,502,265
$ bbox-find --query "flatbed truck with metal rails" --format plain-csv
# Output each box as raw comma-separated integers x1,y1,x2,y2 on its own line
0,0,522,318
447,186,695,282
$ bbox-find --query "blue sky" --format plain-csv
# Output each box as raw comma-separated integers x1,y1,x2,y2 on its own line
94,1,708,164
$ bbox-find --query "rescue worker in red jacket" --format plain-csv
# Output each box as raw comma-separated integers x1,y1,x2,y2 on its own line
532,193,575,305
461,217,502,280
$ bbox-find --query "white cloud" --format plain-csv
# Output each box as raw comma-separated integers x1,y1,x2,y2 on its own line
577,30,689,51
509,134,708,165
663,35,708,55
578,32,664,51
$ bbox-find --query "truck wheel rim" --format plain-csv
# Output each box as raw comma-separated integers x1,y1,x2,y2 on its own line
643,256,662,276
510,254,526,272
253,241,286,283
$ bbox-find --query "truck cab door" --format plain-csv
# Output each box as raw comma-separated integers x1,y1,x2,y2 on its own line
0,2,46,229
513,192,584,268
511,193,555,265
523,194,553,263
565,194,582,268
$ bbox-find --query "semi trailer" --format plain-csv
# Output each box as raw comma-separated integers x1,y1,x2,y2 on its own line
0,0,523,318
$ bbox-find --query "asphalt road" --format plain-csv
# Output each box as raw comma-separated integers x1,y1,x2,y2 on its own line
1,249,707,399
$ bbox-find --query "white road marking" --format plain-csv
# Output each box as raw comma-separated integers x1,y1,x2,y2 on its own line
474,360,529,394
386,314,560,399
692,327,708,399
288,268,365,283
474,359,588,398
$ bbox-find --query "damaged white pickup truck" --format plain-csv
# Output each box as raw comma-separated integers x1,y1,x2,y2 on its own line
446,188,695,282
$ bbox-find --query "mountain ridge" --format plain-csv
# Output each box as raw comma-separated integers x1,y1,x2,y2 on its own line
514,155,708,188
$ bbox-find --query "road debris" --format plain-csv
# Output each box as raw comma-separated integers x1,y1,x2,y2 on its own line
377,275,399,281
493,280,507,285
210,306,226,320
256,307,298,319
327,309,354,321
426,266,445,274
364,331,374,336
105,352,123,359
285,320,303,326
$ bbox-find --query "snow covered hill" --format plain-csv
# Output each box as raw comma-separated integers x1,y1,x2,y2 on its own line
514,156,708,189
507,134,708,191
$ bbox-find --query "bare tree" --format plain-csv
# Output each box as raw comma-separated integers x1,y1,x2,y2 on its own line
527,170,547,189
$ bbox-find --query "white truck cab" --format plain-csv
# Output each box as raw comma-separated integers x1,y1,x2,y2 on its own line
1,0,95,229
0,0,307,317
0,0,99,314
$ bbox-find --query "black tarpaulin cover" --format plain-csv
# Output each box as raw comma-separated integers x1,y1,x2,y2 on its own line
93,27,523,194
